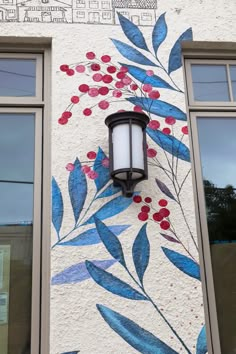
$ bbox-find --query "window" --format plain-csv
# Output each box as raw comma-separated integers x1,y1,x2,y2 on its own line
102,11,111,20
76,10,85,18
0,47,50,354
76,0,85,8
184,56,236,354
89,0,98,8
101,1,110,9
141,13,152,21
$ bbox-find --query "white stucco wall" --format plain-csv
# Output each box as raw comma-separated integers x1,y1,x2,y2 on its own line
1,1,236,353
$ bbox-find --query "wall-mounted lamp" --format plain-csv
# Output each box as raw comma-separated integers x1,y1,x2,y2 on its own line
105,111,150,198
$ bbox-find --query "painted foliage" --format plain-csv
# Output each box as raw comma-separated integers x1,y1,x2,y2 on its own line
53,12,207,354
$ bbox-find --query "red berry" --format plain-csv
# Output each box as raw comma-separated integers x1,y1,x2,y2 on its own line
91,63,100,71
133,105,143,112
79,84,89,93
101,55,111,63
107,66,116,73
159,208,170,218
162,127,171,135
93,73,103,82
87,170,98,179
147,148,157,158
87,151,97,159
160,220,170,230
144,197,152,203
76,65,85,73
148,120,160,130
103,74,113,83
130,83,138,90
62,111,72,119
58,117,68,125
99,86,109,95
153,212,163,222
115,81,124,89
66,163,75,171
146,70,154,76
102,157,109,168
98,100,109,109
141,205,150,213
148,90,160,99
165,116,176,125
122,76,132,85
71,96,80,104
67,69,75,76
81,165,91,174
83,108,92,116
138,212,149,221
159,199,168,207
143,84,152,92
112,90,122,98
182,126,188,134
116,71,126,79
60,64,69,72
86,52,95,59
120,66,128,73
133,195,142,203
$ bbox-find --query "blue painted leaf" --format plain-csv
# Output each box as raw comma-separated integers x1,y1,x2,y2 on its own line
93,147,110,192
111,39,156,66
162,247,200,280
132,223,150,284
120,63,174,90
96,183,121,199
82,195,135,225
160,233,180,243
94,218,126,267
155,178,176,201
147,127,190,162
86,261,147,300
196,325,207,354
97,304,178,354
152,13,168,54
52,177,64,236
127,97,187,121
118,12,148,51
51,259,116,285
68,158,87,224
59,225,130,246
168,28,193,74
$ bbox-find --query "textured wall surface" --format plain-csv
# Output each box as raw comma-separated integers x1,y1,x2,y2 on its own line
1,1,236,353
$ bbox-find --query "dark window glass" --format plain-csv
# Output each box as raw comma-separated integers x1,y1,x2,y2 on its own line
191,64,230,101
197,116,236,353
0,59,36,97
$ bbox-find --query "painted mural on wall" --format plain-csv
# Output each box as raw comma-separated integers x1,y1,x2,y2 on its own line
52,12,207,354
0,0,157,25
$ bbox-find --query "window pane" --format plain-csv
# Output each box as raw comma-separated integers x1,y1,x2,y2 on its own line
0,59,36,97
0,112,35,354
0,113,35,182
197,117,236,353
230,65,236,101
191,64,230,101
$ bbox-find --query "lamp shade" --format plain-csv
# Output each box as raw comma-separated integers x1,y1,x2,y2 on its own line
105,111,150,197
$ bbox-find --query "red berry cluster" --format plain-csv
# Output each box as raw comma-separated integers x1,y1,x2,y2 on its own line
133,195,171,230
148,117,189,136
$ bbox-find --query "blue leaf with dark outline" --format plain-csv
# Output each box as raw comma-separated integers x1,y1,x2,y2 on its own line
196,325,207,354
59,225,130,246
117,12,148,51
127,97,187,121
111,39,156,66
95,218,126,267
86,261,147,300
97,304,178,353
152,13,168,54
96,183,122,199
52,177,64,235
147,127,190,162
82,195,135,225
120,63,174,90
51,259,116,285
168,28,193,74
162,247,200,280
155,178,176,201
93,147,110,192
68,158,87,224
132,223,150,284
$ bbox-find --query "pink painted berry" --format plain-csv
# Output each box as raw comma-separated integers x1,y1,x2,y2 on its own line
86,52,95,59
130,83,138,90
76,65,85,73
60,64,69,72
101,55,111,63
117,71,126,79
160,220,170,230
148,90,160,99
165,116,176,125
143,84,152,93
162,127,171,135
62,111,72,119
147,148,157,158
133,195,142,203
71,96,80,104
99,86,109,95
79,84,89,93
66,163,75,172
133,105,143,112
141,205,150,213
182,126,188,134
66,69,75,76
98,100,109,109
58,117,68,125
87,170,99,179
138,212,149,221
120,66,128,73
103,74,113,83
148,120,160,130
88,88,99,97
81,165,91,174
107,66,116,74
112,90,122,98
159,199,168,207
102,157,109,168
91,63,100,71
115,81,124,89
122,76,132,85
87,151,97,159
93,73,103,82
146,70,154,76
159,208,170,218
83,108,92,116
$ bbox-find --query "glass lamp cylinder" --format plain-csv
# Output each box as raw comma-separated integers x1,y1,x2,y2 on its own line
105,111,150,197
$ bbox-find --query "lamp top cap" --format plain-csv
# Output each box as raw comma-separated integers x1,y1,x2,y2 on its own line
105,111,150,129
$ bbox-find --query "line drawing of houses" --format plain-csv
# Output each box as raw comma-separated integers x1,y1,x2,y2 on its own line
0,0,157,24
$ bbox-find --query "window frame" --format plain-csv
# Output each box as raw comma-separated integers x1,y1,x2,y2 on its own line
0,41,51,354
